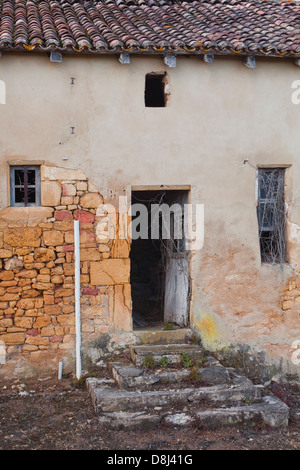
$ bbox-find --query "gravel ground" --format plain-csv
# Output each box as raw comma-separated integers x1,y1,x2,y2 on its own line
0,368,300,451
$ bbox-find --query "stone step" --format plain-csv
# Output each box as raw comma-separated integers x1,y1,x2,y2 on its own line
130,343,205,367
134,328,194,345
192,396,289,429
95,396,289,430
109,360,232,389
86,377,262,413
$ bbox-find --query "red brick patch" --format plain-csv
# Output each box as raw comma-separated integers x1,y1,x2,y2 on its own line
82,287,99,296
74,209,95,224
54,210,73,221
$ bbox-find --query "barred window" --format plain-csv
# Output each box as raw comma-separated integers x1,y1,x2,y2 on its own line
10,166,41,207
257,168,286,264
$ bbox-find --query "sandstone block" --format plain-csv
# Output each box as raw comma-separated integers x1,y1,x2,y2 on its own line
76,182,87,191
17,299,35,309
111,239,130,259
24,309,40,317
113,284,132,331
15,317,33,329
43,166,87,181
34,248,56,262
55,288,74,297
0,249,13,258
63,263,74,276
57,314,75,326
88,181,99,193
23,344,39,352
1,332,25,345
80,248,101,261
40,325,55,337
90,259,130,285
61,196,74,205
33,317,51,328
41,181,62,207
37,274,51,283
44,304,61,316
25,336,49,346
16,269,38,279
62,305,74,314
0,318,13,328
80,193,103,209
62,184,76,197
0,293,20,301
53,222,73,233
43,231,64,246
0,271,14,281
22,289,40,298
4,228,41,247
51,275,64,284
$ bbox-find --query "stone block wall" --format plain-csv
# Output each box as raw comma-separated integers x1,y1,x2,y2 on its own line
0,165,133,366
281,274,300,329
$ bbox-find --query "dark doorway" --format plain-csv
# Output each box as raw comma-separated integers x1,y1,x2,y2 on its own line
130,189,190,329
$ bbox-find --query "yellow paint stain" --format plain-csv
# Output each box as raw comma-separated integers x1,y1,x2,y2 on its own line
193,311,223,349
198,316,217,340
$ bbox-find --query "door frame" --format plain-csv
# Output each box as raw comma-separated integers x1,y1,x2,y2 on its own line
128,184,192,329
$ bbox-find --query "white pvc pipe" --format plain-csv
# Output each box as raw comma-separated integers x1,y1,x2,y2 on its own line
74,219,82,380
58,361,63,380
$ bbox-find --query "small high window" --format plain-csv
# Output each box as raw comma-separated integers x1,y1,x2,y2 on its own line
145,73,166,107
257,168,286,264
10,165,41,207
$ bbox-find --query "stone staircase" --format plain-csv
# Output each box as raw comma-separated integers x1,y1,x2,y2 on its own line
86,329,289,430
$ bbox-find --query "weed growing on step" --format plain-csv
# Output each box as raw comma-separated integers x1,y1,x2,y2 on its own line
180,352,193,368
189,365,201,383
144,354,156,369
159,356,169,368
242,396,253,405
195,353,208,368
164,322,174,331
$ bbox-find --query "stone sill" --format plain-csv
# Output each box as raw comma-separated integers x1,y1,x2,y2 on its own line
0,207,53,223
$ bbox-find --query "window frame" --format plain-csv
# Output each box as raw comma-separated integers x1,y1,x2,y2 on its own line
257,167,287,264
10,165,41,207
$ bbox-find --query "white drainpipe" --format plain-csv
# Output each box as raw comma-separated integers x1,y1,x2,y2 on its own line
74,219,82,380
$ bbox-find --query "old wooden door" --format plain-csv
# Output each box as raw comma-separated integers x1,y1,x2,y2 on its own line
163,193,189,327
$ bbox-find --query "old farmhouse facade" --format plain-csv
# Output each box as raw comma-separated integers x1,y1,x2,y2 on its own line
0,0,300,378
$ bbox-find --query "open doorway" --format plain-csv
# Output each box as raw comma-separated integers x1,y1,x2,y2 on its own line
130,188,190,329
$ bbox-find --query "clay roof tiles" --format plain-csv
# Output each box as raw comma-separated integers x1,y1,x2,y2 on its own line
0,0,298,57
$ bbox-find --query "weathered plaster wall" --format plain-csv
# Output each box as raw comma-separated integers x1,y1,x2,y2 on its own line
0,53,300,376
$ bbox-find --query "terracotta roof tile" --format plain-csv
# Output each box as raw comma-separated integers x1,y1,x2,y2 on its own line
0,0,298,57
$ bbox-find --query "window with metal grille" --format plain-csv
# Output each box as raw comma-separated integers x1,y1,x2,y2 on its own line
257,168,287,264
10,166,41,207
